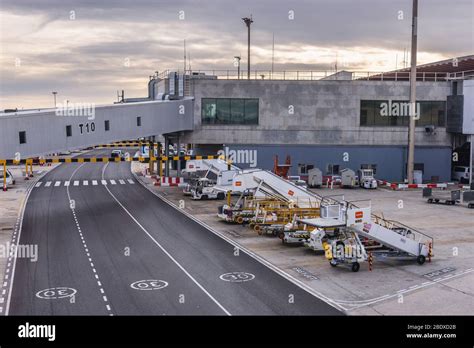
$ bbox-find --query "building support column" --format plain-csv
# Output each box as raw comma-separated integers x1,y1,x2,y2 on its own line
470,134,473,187
164,135,170,177
176,135,181,177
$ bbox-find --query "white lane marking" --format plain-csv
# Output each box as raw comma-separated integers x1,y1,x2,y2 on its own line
92,180,98,186
127,179,135,184
138,175,344,312
83,180,88,186
35,182,42,187
54,181,61,187
44,181,52,187
5,168,46,314
73,181,79,186
64,181,70,187
102,163,231,316
101,180,107,185
4,152,94,315
66,163,112,315
109,179,116,185
119,179,126,185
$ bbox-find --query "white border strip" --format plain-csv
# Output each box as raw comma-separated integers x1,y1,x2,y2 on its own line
4,168,52,315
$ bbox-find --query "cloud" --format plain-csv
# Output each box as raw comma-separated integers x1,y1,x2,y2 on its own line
0,0,472,109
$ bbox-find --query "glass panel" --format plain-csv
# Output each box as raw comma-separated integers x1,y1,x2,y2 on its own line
373,100,389,126
231,99,245,124
201,98,217,124
216,99,231,124
360,100,374,126
417,102,432,126
244,99,259,124
434,101,446,126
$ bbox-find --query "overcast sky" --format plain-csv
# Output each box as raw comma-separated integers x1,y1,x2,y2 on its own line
1,0,472,109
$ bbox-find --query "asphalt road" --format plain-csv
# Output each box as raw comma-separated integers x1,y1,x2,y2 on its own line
7,149,342,315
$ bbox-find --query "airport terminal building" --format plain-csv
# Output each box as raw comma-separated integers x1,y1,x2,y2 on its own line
156,55,474,182
1,55,473,183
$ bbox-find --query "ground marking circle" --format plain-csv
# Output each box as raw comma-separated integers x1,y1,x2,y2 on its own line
219,272,255,283
130,279,168,291
36,287,77,299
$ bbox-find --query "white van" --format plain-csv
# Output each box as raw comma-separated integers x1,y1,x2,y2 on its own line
452,166,472,183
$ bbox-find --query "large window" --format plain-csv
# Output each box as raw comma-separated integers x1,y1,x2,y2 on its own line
202,98,259,125
360,100,446,127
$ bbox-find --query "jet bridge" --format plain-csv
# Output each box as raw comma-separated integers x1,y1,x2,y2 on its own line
0,99,194,159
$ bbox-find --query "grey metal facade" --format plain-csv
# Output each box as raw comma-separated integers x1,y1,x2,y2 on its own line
0,99,193,159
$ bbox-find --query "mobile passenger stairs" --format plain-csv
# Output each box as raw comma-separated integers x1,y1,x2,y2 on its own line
225,170,322,236
299,198,433,272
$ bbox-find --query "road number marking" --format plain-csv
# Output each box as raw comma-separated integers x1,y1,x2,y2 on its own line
36,287,77,299
130,279,168,291
219,272,255,283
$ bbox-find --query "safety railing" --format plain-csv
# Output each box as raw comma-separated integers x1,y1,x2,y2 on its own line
162,69,472,82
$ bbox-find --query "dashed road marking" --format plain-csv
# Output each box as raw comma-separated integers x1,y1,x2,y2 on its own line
66,163,113,315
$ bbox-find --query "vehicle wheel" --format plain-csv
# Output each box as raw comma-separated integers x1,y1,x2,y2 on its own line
330,262,337,267
427,198,433,203
417,255,426,265
201,195,208,200
236,216,244,224
435,199,439,203
468,203,474,209
254,225,261,233
217,192,225,200
351,262,360,272
278,232,285,240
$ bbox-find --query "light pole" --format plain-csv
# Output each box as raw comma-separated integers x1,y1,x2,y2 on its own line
242,16,253,79
407,0,418,184
52,91,57,108
234,56,241,79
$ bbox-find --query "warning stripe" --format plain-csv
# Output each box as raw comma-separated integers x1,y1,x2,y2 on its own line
377,180,449,190
1,154,224,165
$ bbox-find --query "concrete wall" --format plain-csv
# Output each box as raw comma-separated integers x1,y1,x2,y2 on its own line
0,99,193,159
183,79,452,147
211,144,452,182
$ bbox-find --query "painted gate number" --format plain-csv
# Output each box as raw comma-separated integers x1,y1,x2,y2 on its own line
78,122,95,135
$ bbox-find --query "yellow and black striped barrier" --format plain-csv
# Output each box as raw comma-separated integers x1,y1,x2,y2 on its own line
0,155,225,165
95,142,158,148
